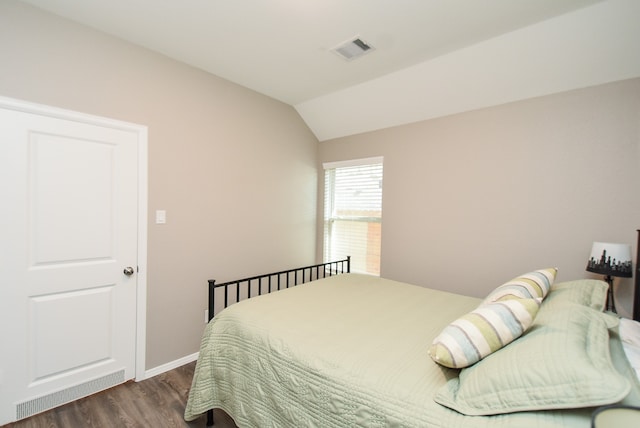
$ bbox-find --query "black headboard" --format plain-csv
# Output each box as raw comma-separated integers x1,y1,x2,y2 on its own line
634,230,640,321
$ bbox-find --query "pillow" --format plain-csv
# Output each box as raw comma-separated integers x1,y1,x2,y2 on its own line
620,318,640,384
433,304,630,415
483,268,557,303
543,279,608,311
428,298,540,369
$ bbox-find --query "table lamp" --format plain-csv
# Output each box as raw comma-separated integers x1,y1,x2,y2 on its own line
586,242,632,313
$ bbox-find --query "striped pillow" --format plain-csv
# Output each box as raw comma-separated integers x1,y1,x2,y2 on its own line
483,268,557,303
428,298,541,368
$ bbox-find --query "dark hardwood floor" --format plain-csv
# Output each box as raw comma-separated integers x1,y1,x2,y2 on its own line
3,362,238,428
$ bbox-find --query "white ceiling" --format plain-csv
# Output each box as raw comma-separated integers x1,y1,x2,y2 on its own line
19,0,640,141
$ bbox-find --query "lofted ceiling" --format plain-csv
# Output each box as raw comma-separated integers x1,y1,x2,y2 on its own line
19,0,640,141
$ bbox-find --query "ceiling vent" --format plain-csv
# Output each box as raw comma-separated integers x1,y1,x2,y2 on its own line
332,36,375,61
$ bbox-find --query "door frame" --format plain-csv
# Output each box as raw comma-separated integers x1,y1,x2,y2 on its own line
0,95,148,381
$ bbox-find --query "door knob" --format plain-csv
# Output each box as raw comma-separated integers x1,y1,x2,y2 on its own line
123,266,135,276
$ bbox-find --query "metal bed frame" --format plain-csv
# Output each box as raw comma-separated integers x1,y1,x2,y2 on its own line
635,230,640,322
204,257,351,426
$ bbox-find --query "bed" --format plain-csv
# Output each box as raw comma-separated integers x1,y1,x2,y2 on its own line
184,258,640,427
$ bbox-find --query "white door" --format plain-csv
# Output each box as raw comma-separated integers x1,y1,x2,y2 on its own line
0,99,146,424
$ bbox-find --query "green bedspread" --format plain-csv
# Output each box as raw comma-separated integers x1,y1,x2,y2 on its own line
184,274,628,427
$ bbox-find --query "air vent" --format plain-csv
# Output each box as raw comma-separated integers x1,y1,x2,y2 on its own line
332,36,375,61
16,370,125,420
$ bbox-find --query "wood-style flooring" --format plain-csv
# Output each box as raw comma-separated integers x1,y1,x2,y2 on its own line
2,362,238,428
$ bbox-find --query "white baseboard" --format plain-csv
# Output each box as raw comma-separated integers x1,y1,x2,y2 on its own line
142,352,199,380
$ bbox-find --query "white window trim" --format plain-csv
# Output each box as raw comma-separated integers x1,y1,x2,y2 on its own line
323,156,384,170
323,156,383,276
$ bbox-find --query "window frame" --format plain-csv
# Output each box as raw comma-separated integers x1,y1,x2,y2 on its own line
322,156,383,276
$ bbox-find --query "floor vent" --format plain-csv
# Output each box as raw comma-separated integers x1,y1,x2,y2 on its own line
332,36,375,61
15,370,125,421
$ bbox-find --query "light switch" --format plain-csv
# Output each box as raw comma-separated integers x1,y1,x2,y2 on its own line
155,210,166,224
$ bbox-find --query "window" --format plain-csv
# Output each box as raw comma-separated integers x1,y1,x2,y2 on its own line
323,157,383,275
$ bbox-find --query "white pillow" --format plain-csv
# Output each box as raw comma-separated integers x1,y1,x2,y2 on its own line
620,318,640,382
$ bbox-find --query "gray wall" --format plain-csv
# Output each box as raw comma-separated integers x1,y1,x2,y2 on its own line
319,78,640,317
0,0,319,369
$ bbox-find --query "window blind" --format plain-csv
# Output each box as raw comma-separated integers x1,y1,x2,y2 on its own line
323,159,383,275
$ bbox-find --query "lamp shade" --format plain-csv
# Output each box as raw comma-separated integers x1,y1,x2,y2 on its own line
586,242,633,278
